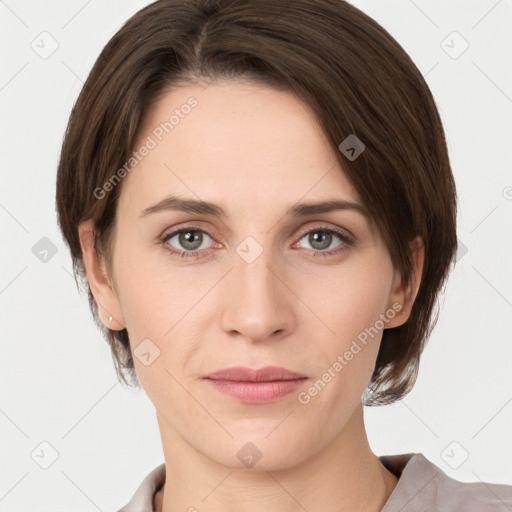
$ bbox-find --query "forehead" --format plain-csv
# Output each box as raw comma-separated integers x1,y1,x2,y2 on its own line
119,80,362,218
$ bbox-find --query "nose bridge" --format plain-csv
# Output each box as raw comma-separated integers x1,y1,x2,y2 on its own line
237,237,276,293
219,234,294,341
234,234,281,308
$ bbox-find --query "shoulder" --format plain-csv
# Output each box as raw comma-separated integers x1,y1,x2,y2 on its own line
380,452,512,512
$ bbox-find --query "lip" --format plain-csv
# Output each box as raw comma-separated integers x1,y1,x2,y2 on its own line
203,366,308,404
205,365,308,382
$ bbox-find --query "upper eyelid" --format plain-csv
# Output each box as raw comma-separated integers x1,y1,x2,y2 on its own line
296,224,353,239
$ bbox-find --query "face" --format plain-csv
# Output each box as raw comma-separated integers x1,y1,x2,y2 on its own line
83,80,416,471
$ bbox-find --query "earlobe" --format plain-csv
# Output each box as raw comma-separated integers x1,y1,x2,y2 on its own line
386,235,425,328
78,220,126,330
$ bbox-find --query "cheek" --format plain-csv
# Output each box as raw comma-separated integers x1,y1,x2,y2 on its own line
294,258,394,402
112,245,213,381
299,259,393,343
113,240,200,335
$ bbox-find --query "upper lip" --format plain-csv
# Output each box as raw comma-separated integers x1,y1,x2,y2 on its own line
205,366,308,382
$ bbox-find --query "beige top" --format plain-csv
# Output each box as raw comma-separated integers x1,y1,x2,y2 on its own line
117,452,512,511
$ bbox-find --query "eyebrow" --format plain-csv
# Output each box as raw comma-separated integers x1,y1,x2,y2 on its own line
139,195,370,219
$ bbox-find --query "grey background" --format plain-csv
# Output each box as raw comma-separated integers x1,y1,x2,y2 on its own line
0,0,511,509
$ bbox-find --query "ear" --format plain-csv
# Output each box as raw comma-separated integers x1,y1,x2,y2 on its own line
385,235,424,328
78,219,126,330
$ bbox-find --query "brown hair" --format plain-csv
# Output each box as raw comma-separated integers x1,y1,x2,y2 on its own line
56,0,457,406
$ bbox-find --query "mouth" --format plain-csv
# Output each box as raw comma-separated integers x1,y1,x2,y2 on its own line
203,366,308,403
204,365,308,382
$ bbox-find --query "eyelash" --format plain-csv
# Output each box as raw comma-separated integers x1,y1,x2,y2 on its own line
158,225,354,259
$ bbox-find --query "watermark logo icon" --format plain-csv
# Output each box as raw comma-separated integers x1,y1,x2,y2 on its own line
31,441,59,469
456,238,468,263
236,236,264,264
31,31,59,60
237,442,263,468
339,134,365,161
133,338,161,366
441,31,469,60
32,237,58,263
441,441,469,469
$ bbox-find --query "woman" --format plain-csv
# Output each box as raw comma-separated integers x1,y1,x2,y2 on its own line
55,0,512,510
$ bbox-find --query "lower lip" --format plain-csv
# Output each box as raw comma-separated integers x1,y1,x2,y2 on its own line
205,378,308,403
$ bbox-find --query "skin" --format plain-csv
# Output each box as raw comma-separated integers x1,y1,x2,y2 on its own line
79,80,424,512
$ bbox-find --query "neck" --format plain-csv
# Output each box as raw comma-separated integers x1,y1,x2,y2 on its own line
154,404,398,512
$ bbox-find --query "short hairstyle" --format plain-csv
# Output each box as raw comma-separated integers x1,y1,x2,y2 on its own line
55,0,458,406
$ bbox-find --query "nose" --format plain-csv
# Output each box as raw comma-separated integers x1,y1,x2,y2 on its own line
219,242,297,343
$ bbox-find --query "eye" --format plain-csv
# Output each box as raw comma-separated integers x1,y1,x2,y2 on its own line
159,224,353,259
161,227,215,258
295,226,353,256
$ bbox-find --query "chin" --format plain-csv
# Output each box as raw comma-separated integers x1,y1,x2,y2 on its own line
202,434,313,472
